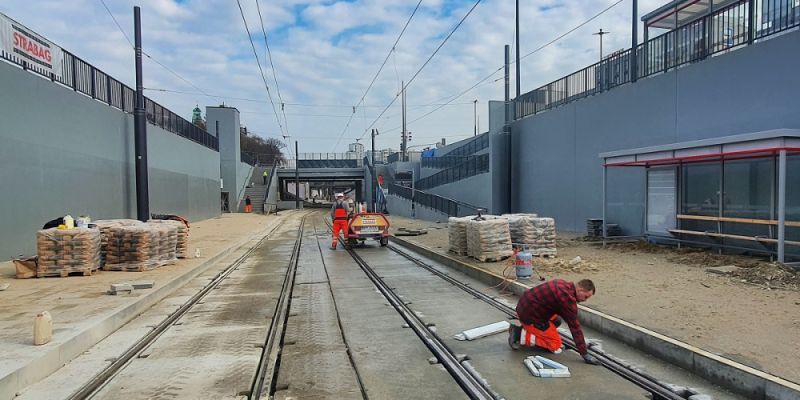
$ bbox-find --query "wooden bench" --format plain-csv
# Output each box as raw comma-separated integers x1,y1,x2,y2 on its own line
677,214,800,227
668,228,800,246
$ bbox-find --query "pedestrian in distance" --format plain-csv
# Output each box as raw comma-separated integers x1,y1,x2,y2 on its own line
262,169,269,185
330,193,351,249
244,195,252,213
508,278,601,365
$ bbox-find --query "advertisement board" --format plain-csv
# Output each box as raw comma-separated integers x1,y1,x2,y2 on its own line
0,12,64,78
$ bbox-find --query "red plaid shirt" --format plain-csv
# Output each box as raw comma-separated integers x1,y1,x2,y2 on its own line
516,279,588,355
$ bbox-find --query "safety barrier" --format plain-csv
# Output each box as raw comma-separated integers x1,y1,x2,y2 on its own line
415,153,490,190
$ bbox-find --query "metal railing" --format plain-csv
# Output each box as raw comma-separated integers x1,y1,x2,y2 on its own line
516,0,800,120
421,154,479,169
440,133,489,158
415,153,490,190
388,183,484,217
0,30,218,152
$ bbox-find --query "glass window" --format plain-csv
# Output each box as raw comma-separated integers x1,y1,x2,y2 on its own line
723,158,774,219
681,163,720,232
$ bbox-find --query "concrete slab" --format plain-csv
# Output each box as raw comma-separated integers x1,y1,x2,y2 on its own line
0,213,285,400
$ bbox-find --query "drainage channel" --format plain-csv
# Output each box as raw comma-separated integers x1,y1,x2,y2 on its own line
65,213,304,400
385,243,689,400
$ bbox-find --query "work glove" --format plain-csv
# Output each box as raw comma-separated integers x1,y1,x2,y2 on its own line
582,353,601,365
552,317,562,328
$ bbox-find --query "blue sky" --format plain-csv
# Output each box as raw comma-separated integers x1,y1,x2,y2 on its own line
0,0,664,153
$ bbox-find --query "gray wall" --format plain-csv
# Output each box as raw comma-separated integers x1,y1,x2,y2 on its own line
206,106,242,206
428,172,492,212
511,29,800,233
0,60,220,259
385,194,450,223
488,100,508,215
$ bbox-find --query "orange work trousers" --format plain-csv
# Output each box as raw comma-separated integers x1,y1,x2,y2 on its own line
331,220,348,248
244,204,253,213
519,319,562,352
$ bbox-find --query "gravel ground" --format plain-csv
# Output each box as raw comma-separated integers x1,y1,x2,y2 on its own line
388,215,800,384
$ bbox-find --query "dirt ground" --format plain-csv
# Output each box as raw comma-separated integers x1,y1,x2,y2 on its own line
389,216,800,384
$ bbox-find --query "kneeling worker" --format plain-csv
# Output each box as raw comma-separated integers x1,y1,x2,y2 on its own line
508,278,601,365
330,193,351,249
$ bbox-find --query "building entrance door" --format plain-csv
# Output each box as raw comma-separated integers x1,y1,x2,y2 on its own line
647,167,676,234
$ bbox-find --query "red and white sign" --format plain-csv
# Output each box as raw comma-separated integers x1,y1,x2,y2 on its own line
0,12,64,78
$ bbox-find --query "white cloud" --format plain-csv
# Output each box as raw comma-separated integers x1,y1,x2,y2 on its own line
0,0,667,153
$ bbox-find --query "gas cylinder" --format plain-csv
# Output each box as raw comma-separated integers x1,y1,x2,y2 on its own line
514,246,533,280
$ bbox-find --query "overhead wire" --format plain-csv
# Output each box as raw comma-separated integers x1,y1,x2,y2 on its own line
332,0,425,152
358,0,483,142
391,0,625,133
234,0,289,155
253,0,291,138
99,0,220,103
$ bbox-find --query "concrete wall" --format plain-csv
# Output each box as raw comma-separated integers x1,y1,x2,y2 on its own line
206,106,241,206
0,60,220,259
510,30,800,233
428,172,492,211
488,100,508,215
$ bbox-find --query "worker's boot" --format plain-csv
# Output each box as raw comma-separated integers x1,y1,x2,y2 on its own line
331,242,337,250
507,324,521,350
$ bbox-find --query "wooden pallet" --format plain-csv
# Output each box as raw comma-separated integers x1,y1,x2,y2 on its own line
473,254,512,263
36,269,93,278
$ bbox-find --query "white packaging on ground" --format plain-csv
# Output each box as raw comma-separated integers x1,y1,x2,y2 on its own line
523,355,571,378
466,216,513,262
453,321,510,341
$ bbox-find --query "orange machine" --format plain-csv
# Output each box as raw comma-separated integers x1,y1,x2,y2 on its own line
346,212,390,247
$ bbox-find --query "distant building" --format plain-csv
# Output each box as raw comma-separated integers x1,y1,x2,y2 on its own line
191,105,205,129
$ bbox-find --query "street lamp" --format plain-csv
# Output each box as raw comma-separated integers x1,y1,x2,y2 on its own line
593,29,610,61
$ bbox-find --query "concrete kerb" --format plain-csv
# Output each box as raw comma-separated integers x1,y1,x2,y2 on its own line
0,215,285,400
389,236,800,400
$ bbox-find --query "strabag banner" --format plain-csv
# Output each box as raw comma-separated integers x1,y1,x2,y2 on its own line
0,12,64,78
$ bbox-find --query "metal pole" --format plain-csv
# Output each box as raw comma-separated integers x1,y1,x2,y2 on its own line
515,0,521,98
371,129,376,212
778,150,787,263
473,100,477,136
602,164,607,247
295,141,300,209
133,6,150,221
401,81,407,162
505,44,512,213
631,0,638,82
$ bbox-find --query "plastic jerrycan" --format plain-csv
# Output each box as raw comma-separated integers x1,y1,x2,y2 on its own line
34,311,53,345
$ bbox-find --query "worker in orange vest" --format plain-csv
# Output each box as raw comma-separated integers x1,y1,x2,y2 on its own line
330,193,351,249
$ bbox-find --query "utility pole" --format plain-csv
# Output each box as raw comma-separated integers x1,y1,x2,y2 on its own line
593,29,610,61
515,0,521,98
133,6,149,222
504,44,512,213
371,128,376,212
295,141,299,210
473,99,478,136
401,81,407,162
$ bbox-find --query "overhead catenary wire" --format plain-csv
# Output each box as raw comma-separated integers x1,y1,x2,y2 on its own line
253,0,290,138
358,0,483,143
388,0,625,133
332,0,424,152
99,0,220,103
235,0,287,141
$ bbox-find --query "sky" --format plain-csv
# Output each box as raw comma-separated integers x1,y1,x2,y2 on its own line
0,0,665,155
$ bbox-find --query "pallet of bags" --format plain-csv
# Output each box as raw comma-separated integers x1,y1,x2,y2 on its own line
103,224,162,272
94,219,143,267
466,216,513,262
505,216,557,257
148,219,189,258
148,222,178,263
36,228,101,277
447,216,473,255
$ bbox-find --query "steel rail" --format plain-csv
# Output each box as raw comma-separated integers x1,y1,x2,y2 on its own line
250,214,308,399
387,244,688,400
341,245,500,400
67,216,288,400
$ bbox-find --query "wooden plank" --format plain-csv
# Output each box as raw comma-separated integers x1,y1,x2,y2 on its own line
677,214,800,227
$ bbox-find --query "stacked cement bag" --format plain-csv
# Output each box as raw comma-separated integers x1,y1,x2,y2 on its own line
148,219,189,258
150,222,178,263
504,215,557,257
447,216,472,255
95,219,143,267
36,228,102,277
103,224,164,271
466,216,513,262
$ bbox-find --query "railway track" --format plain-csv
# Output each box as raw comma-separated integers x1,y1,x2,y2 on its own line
65,212,306,400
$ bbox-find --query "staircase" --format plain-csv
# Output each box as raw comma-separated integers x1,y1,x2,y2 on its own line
238,166,271,213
